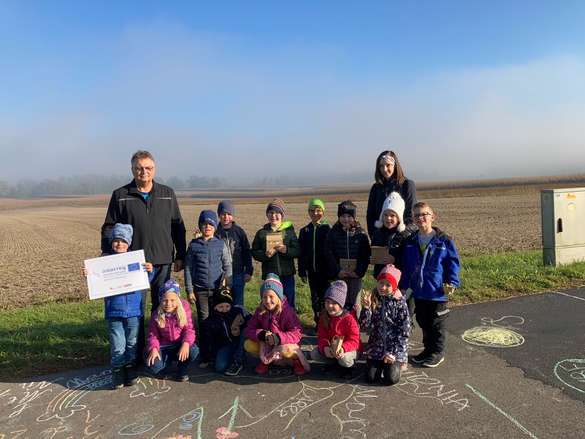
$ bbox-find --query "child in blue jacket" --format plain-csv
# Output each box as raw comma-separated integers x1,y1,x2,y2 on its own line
86,223,154,389
400,202,460,368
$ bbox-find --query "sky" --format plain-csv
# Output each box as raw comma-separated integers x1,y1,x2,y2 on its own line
1,1,584,184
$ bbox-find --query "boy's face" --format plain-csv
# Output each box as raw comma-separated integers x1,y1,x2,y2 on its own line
339,213,354,229
161,292,180,313
382,209,400,229
214,303,231,313
413,206,434,231
111,238,129,253
201,223,215,238
324,298,342,315
308,206,324,223
379,161,395,180
377,279,393,296
267,210,283,227
262,290,280,311
219,212,233,227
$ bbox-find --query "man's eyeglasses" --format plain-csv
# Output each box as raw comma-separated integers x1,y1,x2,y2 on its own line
133,166,154,173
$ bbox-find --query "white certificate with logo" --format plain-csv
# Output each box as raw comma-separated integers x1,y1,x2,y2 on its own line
85,250,150,300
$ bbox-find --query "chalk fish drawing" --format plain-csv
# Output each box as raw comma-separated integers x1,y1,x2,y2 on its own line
151,407,204,439
462,315,525,348
36,370,111,423
130,377,171,399
554,358,585,394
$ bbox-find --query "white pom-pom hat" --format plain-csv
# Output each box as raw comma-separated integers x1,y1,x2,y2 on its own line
375,191,405,232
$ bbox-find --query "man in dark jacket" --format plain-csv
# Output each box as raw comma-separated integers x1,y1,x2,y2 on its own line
101,150,187,311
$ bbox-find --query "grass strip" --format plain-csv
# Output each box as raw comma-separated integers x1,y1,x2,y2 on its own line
1,250,584,379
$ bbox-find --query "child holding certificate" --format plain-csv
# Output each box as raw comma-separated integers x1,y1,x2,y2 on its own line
251,199,300,308
325,200,370,311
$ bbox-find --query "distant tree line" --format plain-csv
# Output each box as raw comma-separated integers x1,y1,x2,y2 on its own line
0,175,225,198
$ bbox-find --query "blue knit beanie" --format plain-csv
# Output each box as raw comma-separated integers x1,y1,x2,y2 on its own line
159,278,181,300
111,223,133,246
217,200,235,216
260,273,284,302
198,210,218,228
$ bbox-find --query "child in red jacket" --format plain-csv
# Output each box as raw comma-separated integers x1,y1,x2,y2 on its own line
311,281,361,375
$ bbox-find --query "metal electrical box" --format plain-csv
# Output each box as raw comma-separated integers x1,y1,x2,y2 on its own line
541,187,585,266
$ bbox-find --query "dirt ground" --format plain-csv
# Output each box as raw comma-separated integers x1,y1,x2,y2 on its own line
0,189,541,310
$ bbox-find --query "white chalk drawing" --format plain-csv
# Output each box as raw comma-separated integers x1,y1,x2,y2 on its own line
554,358,585,394
395,370,470,412
39,425,70,439
119,422,155,436
84,410,101,438
462,315,525,348
151,407,205,439
5,381,54,419
0,429,27,439
36,370,111,423
330,386,378,439
129,377,172,399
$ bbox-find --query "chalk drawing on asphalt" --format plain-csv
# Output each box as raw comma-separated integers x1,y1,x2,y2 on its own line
130,377,172,399
329,385,378,439
554,358,585,394
462,315,525,348
395,370,469,412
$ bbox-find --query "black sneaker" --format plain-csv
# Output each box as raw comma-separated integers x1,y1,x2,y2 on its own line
422,353,445,368
111,368,125,389
175,373,190,382
410,351,430,365
124,364,139,387
224,362,243,376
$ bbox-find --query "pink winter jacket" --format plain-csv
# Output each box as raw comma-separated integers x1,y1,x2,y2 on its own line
244,299,302,346
148,299,196,351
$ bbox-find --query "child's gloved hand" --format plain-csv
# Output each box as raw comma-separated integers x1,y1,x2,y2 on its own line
258,330,268,342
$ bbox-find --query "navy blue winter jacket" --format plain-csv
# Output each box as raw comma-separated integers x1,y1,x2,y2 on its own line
185,236,232,292
325,222,371,279
399,228,460,302
298,221,331,277
366,178,417,238
215,223,253,276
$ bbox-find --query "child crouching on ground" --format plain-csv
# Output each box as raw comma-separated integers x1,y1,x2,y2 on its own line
244,274,309,376
200,287,249,376
401,202,460,368
311,281,361,377
360,265,410,386
146,279,199,382
88,223,154,389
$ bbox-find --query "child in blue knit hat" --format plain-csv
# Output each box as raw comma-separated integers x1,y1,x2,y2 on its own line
84,223,153,389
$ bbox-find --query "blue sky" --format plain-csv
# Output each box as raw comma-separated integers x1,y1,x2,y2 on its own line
1,1,584,183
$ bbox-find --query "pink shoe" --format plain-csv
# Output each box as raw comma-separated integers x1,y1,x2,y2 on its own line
293,359,306,376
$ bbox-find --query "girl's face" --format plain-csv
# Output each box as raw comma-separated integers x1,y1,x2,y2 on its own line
161,292,180,313
214,303,231,313
339,214,355,230
111,239,129,253
379,160,395,180
267,210,283,227
219,212,233,227
262,290,280,311
308,206,324,224
324,298,342,315
201,223,215,239
413,207,434,232
377,279,393,296
382,209,400,229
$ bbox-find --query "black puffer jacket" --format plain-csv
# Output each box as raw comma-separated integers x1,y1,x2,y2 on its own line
298,221,331,277
370,226,412,278
101,180,186,264
325,222,371,279
366,178,417,238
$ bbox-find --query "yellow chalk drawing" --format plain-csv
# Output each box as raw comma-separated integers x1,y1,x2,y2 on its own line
461,326,524,348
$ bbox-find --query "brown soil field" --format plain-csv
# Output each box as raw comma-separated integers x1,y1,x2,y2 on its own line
0,188,541,310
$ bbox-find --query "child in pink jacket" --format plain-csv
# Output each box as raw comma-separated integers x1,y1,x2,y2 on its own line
244,273,309,376
146,279,199,382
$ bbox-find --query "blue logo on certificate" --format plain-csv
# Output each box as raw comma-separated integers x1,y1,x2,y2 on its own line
127,263,140,272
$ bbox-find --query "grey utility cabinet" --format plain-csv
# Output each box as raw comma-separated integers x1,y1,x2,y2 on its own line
541,187,585,266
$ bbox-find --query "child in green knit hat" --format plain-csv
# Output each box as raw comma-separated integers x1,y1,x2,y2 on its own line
298,198,331,326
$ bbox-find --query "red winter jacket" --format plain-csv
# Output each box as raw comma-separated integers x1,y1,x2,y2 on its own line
317,311,361,354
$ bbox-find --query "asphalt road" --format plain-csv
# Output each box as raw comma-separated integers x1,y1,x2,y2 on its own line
1,288,584,438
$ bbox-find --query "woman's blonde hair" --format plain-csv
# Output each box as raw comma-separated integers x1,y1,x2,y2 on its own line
155,297,187,328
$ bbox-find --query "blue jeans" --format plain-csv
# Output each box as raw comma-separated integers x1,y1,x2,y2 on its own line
281,275,296,309
108,317,140,368
214,335,245,373
146,343,200,376
231,272,246,307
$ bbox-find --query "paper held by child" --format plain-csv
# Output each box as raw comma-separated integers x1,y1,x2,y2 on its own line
331,335,344,356
231,314,244,336
340,258,357,272
266,232,283,251
370,246,393,264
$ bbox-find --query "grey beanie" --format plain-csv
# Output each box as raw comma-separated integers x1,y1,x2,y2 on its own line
217,200,235,216
324,280,348,308
111,223,133,246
